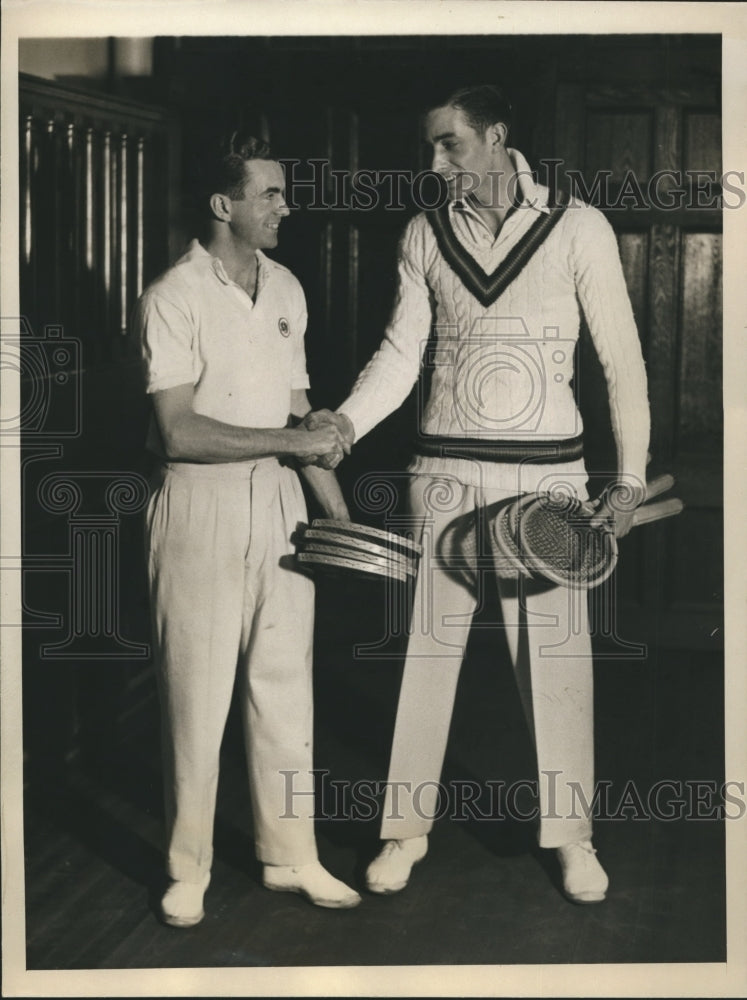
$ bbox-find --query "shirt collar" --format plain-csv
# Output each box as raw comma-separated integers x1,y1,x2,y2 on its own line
188,239,268,289
450,148,551,218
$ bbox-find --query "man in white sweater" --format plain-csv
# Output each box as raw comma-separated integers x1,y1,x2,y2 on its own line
310,86,650,903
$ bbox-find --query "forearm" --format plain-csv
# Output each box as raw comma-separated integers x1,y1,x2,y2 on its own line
574,210,650,494
608,363,650,499
160,410,309,464
299,464,350,519
337,333,427,443
591,310,650,495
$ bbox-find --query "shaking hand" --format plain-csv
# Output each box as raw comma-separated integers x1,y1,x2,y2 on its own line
299,410,355,470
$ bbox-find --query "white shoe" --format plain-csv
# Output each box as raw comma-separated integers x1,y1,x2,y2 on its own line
263,861,361,909
365,836,428,894
556,840,609,904
161,872,211,927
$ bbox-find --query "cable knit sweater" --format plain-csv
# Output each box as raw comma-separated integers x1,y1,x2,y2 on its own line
338,150,650,496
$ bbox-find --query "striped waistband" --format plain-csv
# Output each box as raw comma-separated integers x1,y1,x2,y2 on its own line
412,435,584,464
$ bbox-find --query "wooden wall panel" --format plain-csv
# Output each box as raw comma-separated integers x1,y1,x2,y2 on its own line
353,222,404,373
684,111,722,176
618,231,649,350
646,223,681,464
585,111,653,184
668,508,724,607
345,106,420,386
653,104,680,176
678,232,723,445
264,107,336,399
554,83,585,188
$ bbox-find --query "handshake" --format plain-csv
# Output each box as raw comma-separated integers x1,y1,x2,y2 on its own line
296,409,356,470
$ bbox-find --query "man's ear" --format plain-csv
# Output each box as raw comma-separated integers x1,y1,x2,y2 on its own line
209,192,232,222
487,122,508,148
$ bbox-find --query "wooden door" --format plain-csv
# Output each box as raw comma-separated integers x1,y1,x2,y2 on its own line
553,76,723,649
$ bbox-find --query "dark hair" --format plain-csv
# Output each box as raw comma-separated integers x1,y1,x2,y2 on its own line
202,130,274,202
432,84,513,135
186,129,274,233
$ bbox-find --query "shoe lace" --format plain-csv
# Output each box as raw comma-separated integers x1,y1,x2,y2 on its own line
559,841,598,865
569,840,596,856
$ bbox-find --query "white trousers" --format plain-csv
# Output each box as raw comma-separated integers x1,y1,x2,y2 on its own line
146,458,318,881
380,474,595,848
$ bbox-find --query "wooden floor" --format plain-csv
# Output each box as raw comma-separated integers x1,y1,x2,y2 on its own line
22,577,726,970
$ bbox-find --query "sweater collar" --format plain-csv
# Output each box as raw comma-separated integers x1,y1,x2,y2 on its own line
451,148,551,218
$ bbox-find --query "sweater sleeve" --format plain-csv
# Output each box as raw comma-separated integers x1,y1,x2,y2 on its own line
337,217,434,441
571,206,651,497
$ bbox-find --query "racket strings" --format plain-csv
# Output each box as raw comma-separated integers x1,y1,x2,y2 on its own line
492,493,618,589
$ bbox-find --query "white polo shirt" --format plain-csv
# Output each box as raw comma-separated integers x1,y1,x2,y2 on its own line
135,240,310,445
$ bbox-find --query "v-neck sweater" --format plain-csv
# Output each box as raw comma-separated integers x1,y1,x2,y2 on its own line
338,149,650,494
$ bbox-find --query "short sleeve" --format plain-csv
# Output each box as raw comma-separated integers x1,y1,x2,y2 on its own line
290,280,310,391
134,287,198,394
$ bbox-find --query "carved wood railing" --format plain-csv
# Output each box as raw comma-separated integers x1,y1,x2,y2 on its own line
19,73,178,367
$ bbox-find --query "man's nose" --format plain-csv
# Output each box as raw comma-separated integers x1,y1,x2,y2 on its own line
276,199,290,217
431,151,450,174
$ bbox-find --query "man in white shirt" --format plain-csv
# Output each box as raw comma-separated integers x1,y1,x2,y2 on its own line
135,131,360,927
308,85,650,904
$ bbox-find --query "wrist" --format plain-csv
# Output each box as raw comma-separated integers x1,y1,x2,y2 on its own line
287,427,315,458
335,410,356,445
325,502,350,521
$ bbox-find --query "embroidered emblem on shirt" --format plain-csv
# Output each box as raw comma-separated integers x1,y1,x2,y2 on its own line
425,191,570,308
278,317,291,338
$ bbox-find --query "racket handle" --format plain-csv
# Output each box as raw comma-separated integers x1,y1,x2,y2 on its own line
632,497,684,527
644,473,675,502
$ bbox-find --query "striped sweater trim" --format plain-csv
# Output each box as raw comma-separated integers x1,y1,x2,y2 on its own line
425,192,570,307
